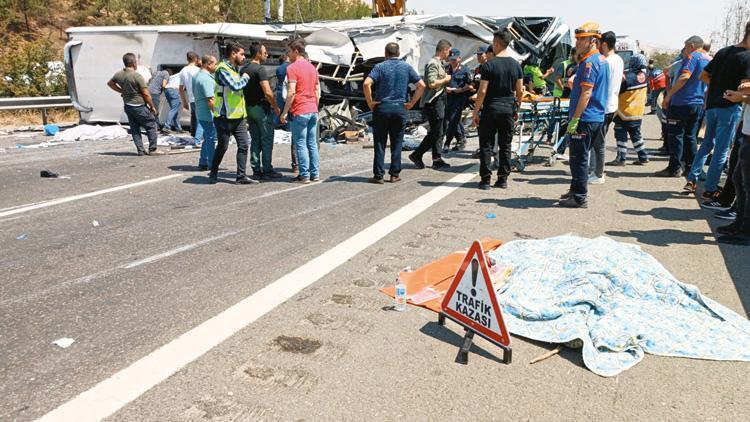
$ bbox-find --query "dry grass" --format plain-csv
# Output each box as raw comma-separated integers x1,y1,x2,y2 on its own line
0,108,79,129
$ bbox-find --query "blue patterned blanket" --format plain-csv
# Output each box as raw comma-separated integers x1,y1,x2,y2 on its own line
489,235,750,377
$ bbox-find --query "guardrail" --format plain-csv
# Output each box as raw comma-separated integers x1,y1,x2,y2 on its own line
0,96,74,124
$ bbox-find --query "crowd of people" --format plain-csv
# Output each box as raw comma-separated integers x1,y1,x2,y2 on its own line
107,21,750,246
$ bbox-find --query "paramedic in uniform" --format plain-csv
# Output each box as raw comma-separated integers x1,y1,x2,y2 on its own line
559,22,610,208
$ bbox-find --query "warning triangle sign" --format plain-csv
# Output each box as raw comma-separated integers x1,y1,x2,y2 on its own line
441,240,511,348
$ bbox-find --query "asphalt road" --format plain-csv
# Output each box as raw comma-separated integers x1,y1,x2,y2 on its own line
1,115,748,421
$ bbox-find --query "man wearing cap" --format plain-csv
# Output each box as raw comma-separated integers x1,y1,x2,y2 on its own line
655,35,710,178
559,22,610,208
409,39,453,169
443,48,475,152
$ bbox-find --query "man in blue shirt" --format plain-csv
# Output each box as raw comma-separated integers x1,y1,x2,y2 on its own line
364,42,426,183
443,48,475,151
559,22,610,208
656,36,711,177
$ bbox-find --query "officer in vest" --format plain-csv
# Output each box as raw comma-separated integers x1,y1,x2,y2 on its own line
209,42,257,185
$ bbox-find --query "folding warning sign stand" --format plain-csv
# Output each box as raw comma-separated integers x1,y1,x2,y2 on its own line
438,240,512,365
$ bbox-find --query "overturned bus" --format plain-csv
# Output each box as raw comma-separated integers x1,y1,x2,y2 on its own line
64,15,572,124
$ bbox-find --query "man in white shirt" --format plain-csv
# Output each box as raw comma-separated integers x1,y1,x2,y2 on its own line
179,51,201,138
589,31,624,184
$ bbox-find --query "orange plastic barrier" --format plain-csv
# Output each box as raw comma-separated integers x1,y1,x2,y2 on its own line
380,239,503,313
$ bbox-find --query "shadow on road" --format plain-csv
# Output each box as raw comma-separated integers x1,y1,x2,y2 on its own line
419,321,505,365
606,229,714,247
477,197,558,209
621,207,705,222
617,189,692,202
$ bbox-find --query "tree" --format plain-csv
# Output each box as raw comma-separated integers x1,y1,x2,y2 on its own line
711,0,750,50
0,33,67,97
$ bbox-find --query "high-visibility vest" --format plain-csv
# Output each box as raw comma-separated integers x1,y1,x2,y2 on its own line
553,59,571,98
213,60,246,119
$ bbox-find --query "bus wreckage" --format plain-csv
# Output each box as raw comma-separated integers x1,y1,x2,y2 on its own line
65,14,572,135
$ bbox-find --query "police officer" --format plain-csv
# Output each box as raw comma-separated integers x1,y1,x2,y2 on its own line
443,48,475,151
559,22,610,208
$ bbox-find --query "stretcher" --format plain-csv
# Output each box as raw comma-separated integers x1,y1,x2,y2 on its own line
512,97,569,171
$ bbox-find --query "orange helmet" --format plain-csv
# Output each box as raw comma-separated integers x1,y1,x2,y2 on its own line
575,22,602,39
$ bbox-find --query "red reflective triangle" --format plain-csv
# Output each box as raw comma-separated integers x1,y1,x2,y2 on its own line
441,240,511,347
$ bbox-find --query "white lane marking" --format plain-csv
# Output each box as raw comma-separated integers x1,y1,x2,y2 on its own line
1,168,374,307
38,165,478,422
0,174,183,219
123,231,241,269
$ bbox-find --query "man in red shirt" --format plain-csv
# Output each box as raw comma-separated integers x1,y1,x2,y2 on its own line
280,39,321,184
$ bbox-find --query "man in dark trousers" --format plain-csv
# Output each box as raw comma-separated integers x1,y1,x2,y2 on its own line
107,52,163,156
559,22,610,208
719,79,750,245
364,43,426,184
472,29,524,190
656,36,710,178
443,48,475,151
209,42,258,185
409,39,453,170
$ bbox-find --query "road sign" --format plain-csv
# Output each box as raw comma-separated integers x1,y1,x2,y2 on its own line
439,240,511,364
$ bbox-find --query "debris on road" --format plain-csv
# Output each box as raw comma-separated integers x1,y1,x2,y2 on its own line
529,345,563,364
52,338,75,349
92,220,100,227
16,234,28,240
485,213,497,219
40,169,59,178
43,124,60,136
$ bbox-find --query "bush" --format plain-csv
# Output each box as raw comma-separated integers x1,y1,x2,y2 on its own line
0,33,67,97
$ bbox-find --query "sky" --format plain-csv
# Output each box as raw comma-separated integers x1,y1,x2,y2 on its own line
405,0,727,50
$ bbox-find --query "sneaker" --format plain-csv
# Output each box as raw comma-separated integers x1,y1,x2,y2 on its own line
558,196,588,208
471,149,481,159
701,190,721,200
208,173,218,184
493,178,508,189
137,150,147,156
701,200,730,211
236,176,260,185
310,176,321,182
588,175,605,185
408,152,425,169
291,166,299,176
389,175,401,183
717,223,740,235
683,181,697,193
432,160,451,169
478,182,491,191
632,159,649,165
290,175,310,184
555,153,569,161
717,233,750,246
251,173,264,181
148,149,166,156
607,160,626,167
368,177,385,184
264,171,284,179
560,190,572,200
198,165,209,171
654,168,681,177
714,209,737,220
